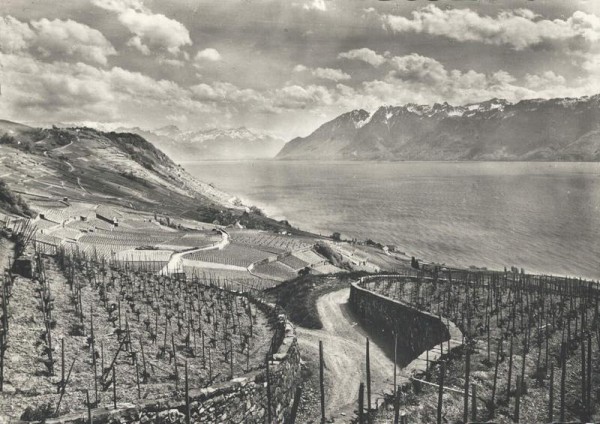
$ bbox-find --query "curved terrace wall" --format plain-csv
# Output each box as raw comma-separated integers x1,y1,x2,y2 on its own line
349,275,462,368
36,299,301,424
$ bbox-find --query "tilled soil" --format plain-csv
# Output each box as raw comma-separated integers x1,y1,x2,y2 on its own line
0,254,275,420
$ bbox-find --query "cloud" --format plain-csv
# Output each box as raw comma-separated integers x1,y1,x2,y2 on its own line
165,113,188,124
327,51,594,112
303,0,327,12
92,0,191,55
293,64,308,73
524,71,567,90
0,16,116,65
273,85,333,109
0,50,209,125
338,48,387,67
294,65,351,81
0,16,34,53
383,6,600,51
388,54,447,84
195,48,222,63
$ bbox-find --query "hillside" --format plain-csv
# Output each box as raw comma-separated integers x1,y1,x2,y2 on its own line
0,122,293,231
123,125,286,161
276,95,600,161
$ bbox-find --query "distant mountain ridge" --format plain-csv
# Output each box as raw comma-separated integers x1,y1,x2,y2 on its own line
121,125,286,161
276,95,600,161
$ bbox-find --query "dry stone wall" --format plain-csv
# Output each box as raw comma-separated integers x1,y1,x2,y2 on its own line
35,307,301,424
349,276,452,360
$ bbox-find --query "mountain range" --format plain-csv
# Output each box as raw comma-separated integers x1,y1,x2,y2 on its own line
121,125,286,161
276,95,600,161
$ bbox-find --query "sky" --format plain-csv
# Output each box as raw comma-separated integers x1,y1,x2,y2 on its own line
1,0,600,138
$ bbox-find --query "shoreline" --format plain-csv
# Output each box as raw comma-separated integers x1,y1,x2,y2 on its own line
179,161,600,282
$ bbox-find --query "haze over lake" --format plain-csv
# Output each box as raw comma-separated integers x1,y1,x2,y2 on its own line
185,161,600,280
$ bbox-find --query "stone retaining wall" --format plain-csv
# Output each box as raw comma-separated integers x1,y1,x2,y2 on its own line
349,276,463,372
35,303,301,424
349,276,451,359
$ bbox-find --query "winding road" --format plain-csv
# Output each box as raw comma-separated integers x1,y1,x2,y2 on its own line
159,231,230,274
296,288,406,422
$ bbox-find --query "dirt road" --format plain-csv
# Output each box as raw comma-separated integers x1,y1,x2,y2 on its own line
160,231,230,274
296,287,404,422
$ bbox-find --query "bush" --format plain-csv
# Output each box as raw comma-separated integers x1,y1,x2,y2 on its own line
20,403,55,420
0,179,33,217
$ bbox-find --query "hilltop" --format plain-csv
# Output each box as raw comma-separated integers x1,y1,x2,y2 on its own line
276,95,600,161
0,121,290,231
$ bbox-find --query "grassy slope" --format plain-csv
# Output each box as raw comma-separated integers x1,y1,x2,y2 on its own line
0,123,302,233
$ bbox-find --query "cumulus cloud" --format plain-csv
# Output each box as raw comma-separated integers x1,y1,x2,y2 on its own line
195,48,222,63
303,0,327,12
273,85,333,109
293,64,308,73
329,50,595,113
383,5,600,51
294,65,351,81
0,50,208,125
0,16,116,65
92,0,191,55
338,48,387,67
524,71,567,90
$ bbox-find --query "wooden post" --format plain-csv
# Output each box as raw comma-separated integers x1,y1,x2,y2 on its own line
548,364,554,423
266,357,272,424
514,376,521,423
586,331,592,420
172,334,178,391
463,345,470,424
491,338,501,417
471,383,477,422
394,332,397,400
135,362,141,399
86,389,92,424
358,382,365,424
437,361,444,424
319,340,325,424
139,338,148,383
61,338,65,390
507,333,514,403
366,338,371,416
560,342,566,423
394,385,401,424
289,387,302,424
185,361,190,424
112,365,117,409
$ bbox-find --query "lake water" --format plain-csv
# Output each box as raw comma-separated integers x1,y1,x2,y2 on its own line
184,161,600,280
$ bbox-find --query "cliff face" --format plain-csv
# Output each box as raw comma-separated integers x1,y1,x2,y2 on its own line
276,95,600,161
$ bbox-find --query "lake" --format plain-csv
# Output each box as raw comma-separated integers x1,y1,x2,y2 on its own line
184,161,600,280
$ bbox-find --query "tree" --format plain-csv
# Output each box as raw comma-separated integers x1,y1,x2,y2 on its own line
411,256,420,270
331,232,341,241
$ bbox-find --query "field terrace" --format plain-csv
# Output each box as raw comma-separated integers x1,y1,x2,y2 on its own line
362,270,600,423
26,203,337,287
0,247,278,420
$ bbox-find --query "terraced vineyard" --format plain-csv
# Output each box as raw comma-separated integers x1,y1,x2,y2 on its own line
229,230,314,254
293,249,327,266
364,271,600,423
278,254,310,272
252,261,298,282
0,249,276,420
183,243,276,268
